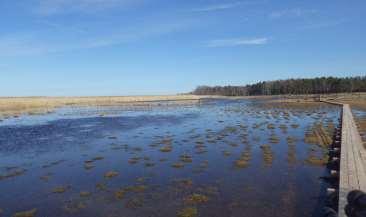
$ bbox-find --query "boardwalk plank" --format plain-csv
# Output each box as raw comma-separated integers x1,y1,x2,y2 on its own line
338,104,366,217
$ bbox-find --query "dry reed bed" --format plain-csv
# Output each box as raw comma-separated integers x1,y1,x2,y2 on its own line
323,92,366,147
0,95,213,118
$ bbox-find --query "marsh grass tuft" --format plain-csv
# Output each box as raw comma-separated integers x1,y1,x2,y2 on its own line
172,162,185,168
160,146,173,152
0,168,26,180
52,185,70,194
63,202,87,214
184,193,209,205
177,207,198,217
234,146,251,168
125,198,144,209
287,144,297,165
304,123,333,148
305,155,328,166
13,208,37,217
114,189,125,200
80,191,91,197
104,171,119,179
84,163,95,170
180,154,193,163
269,134,280,144
96,182,107,191
260,145,273,166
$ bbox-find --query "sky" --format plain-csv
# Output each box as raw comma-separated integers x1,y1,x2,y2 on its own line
0,0,365,96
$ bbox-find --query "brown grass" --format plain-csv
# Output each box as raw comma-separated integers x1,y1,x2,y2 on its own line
13,208,37,217
0,95,213,118
322,92,366,110
2,93,365,119
304,123,333,148
177,207,198,217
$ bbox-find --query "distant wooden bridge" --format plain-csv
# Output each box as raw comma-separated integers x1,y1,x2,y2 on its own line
337,104,366,216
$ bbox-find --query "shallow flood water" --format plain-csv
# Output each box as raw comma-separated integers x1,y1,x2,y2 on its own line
0,99,340,217
353,108,366,143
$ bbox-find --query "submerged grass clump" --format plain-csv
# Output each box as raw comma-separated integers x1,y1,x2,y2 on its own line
304,123,333,148
180,154,193,163
234,146,251,168
267,123,275,129
286,136,297,144
260,145,273,166
291,124,299,129
229,143,239,147
80,191,91,198
92,156,104,161
42,160,65,168
104,171,119,179
159,146,173,152
128,156,141,164
96,182,107,191
279,124,288,133
0,168,26,180
287,144,297,165
234,158,249,168
304,122,332,166
84,163,95,170
172,178,193,188
222,150,231,156
199,160,209,169
114,189,125,200
124,185,148,193
305,154,328,166
125,198,144,209
52,185,70,194
269,134,280,144
13,208,37,217
177,207,198,217
39,174,52,182
184,193,209,205
84,156,104,164
63,201,87,214
144,162,155,167
172,162,185,168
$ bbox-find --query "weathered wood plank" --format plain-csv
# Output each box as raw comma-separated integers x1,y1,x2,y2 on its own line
338,104,366,217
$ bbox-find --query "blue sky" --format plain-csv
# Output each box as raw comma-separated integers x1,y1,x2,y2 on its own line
0,0,365,96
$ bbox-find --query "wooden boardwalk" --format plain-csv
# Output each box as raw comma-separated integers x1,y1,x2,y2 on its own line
338,104,366,216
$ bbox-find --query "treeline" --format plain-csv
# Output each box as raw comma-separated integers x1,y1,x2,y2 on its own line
192,76,366,96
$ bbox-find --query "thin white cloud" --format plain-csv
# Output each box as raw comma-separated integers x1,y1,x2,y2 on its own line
206,37,268,47
0,35,47,56
0,20,194,57
191,2,242,12
269,8,317,19
35,0,141,15
300,20,346,30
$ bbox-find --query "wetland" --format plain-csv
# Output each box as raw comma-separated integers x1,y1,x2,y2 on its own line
0,99,340,217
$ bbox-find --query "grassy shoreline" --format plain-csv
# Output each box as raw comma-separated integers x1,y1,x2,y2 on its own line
0,94,275,118
0,95,210,118
1,93,366,119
